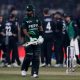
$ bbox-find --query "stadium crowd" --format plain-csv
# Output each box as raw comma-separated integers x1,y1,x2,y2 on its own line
0,4,80,77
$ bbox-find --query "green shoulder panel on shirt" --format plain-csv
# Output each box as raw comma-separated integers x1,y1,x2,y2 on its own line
66,21,75,40
22,16,41,40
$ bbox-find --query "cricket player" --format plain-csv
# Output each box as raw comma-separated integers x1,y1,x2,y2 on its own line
65,15,80,64
21,4,43,78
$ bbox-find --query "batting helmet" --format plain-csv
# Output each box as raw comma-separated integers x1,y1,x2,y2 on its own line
26,4,34,12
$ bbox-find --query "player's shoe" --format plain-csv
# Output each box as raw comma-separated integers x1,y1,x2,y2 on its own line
32,74,38,78
0,62,5,67
21,70,27,77
12,63,20,67
46,64,51,67
40,63,46,67
53,64,61,67
7,64,11,67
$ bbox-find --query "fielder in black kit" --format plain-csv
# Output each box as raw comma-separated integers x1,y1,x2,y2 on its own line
1,14,21,67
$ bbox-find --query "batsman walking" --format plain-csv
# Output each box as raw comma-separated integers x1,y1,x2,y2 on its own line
21,4,44,78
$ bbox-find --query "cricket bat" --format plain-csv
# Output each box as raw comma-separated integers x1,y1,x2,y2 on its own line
22,40,38,47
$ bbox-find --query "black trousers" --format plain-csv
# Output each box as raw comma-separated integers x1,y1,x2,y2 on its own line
41,33,54,65
5,37,21,65
54,33,64,64
21,45,40,75
11,43,21,65
0,39,7,63
0,39,9,64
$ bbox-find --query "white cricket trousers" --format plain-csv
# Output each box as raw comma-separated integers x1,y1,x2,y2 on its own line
70,38,79,56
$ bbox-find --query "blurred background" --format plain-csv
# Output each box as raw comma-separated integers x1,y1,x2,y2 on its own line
0,0,80,19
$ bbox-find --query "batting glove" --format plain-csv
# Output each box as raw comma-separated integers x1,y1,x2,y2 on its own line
37,36,44,44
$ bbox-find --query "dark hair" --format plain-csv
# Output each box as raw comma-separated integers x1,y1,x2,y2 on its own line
65,15,73,20
9,6,16,14
43,8,49,14
26,4,34,12
54,12,62,16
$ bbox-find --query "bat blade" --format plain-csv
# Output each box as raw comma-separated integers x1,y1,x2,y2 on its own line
23,40,38,47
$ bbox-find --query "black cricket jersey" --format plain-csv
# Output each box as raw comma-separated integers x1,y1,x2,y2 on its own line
0,22,4,43
54,19,63,33
3,20,18,38
42,16,55,34
22,16,42,42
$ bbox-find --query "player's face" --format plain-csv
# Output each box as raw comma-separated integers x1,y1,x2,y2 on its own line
65,17,71,23
11,10,18,16
26,11,33,17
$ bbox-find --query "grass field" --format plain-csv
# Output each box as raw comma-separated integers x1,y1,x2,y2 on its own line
0,66,80,80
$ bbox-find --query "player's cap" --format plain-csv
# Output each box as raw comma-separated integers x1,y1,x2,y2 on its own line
26,4,34,12
43,8,49,14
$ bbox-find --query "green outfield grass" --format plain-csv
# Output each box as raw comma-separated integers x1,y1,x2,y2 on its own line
0,67,80,80
0,74,80,80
